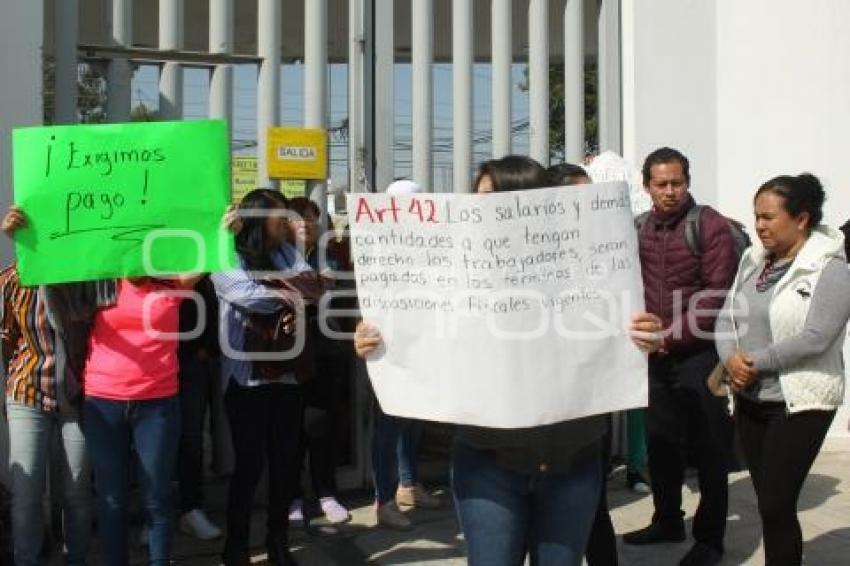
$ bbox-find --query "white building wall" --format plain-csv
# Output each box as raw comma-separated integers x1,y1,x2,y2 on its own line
622,0,718,205
715,0,850,229
624,0,850,443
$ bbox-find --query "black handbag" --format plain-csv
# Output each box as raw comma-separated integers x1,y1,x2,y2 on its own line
242,283,319,384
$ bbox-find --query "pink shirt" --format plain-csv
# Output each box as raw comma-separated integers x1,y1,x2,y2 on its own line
84,279,183,401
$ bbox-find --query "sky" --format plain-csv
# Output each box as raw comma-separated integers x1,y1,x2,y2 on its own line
131,62,532,193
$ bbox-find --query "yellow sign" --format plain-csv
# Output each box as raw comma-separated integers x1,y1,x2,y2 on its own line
231,156,258,203
267,127,327,180
231,156,306,203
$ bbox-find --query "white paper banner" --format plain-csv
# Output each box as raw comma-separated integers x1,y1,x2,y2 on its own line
347,182,648,428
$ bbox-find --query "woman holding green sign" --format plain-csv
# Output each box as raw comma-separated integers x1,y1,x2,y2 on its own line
82,274,202,566
80,204,239,566
2,204,240,566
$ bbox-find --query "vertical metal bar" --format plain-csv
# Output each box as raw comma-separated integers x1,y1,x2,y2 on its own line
411,0,433,191
305,0,328,215
598,0,622,153
565,0,585,163
304,0,328,129
452,0,473,192
374,0,394,191
529,0,550,165
54,0,79,124
349,0,366,193
208,0,235,477
257,0,281,187
363,0,376,193
209,0,234,130
158,0,184,120
106,0,132,122
491,0,512,157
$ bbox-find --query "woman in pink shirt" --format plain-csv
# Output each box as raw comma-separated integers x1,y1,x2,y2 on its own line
81,205,239,566
82,275,201,566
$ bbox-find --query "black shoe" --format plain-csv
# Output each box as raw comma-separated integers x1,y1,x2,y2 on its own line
627,470,651,494
623,521,686,545
267,537,298,566
679,542,723,566
221,546,250,566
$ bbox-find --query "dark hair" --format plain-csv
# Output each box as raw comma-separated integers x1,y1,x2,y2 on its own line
755,173,825,230
287,197,320,219
473,155,548,192
641,147,691,186
235,188,289,272
547,162,590,186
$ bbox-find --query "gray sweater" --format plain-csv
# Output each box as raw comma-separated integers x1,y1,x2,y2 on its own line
716,257,850,402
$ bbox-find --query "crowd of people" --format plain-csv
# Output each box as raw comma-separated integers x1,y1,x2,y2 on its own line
0,145,846,566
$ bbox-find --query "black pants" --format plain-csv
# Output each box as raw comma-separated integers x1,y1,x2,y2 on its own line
178,353,217,512
294,366,343,499
646,349,730,550
586,415,617,566
736,396,834,566
223,381,303,562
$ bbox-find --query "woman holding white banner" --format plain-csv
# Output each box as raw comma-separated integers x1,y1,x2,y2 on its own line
355,156,663,566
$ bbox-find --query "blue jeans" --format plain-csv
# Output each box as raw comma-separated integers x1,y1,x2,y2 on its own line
7,402,91,566
451,440,602,566
83,395,180,566
371,406,423,504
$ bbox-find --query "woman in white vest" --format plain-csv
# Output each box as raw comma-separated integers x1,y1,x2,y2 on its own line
715,173,850,566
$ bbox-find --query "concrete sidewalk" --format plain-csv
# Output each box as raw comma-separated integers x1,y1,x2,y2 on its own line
123,449,850,565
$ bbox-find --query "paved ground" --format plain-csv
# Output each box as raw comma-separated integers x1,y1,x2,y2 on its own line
75,448,850,565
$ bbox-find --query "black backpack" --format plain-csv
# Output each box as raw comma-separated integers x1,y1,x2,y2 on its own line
636,205,751,261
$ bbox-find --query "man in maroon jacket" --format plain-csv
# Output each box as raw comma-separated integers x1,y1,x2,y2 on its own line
623,148,737,566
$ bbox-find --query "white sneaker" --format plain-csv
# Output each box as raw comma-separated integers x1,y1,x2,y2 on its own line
319,497,351,524
289,499,305,527
179,509,222,541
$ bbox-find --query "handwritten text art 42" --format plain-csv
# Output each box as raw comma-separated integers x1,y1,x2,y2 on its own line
346,182,648,429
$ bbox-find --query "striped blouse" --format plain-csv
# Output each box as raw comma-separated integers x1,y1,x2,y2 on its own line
0,265,59,411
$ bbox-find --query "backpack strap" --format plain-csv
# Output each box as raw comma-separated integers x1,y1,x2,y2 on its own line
684,205,706,258
635,211,650,233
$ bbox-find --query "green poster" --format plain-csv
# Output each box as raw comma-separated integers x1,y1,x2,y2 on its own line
12,120,238,285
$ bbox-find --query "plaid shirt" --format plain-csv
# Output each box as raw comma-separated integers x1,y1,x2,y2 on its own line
0,265,59,411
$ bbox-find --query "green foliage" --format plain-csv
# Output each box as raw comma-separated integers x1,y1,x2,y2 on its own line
129,102,159,122
519,61,598,161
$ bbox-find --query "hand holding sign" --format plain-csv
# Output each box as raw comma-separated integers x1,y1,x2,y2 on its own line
1,206,26,238
12,120,237,285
